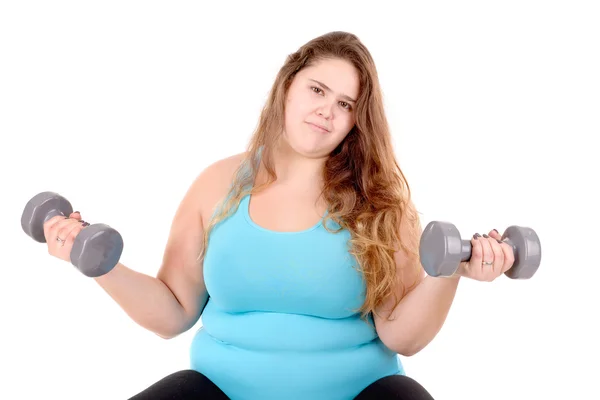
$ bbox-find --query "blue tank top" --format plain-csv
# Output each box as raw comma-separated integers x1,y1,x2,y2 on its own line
190,193,404,400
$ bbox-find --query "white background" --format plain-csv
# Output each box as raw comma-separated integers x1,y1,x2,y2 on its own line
1,1,599,399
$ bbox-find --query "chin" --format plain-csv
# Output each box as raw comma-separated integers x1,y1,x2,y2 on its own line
282,131,338,159
301,146,335,159
286,142,328,159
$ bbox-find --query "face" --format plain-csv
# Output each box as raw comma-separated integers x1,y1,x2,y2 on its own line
282,57,359,158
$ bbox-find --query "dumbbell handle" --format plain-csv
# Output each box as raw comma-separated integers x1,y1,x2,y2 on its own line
42,209,90,236
456,237,518,263
45,209,66,222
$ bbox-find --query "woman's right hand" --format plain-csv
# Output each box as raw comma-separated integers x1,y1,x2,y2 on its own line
43,211,90,262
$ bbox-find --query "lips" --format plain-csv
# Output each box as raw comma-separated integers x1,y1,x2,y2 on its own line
307,122,330,133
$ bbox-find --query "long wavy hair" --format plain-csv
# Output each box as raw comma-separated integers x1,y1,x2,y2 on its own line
200,31,422,323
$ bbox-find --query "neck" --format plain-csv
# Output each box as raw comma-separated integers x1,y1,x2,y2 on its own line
269,137,326,190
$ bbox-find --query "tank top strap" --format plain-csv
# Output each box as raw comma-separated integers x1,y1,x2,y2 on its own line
238,193,251,217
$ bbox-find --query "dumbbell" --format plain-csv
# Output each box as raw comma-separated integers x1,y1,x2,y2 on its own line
21,191,123,277
419,221,541,279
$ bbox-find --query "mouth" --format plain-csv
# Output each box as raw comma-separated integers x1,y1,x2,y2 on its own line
307,122,330,133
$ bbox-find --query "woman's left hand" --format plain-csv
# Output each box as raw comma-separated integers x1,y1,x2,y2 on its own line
455,229,515,281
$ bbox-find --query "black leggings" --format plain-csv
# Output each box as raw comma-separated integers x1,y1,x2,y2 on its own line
128,369,435,399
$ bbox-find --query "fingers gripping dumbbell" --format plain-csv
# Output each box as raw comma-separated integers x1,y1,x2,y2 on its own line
418,221,541,279
21,191,124,277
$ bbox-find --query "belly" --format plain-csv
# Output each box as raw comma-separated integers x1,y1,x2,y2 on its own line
189,306,403,400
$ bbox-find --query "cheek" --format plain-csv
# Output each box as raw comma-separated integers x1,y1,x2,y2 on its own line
285,95,302,116
286,102,311,130
338,114,355,133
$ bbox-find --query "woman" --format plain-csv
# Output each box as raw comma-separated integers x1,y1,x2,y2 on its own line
45,31,513,399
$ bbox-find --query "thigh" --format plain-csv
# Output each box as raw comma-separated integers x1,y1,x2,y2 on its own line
128,369,230,400
354,375,435,400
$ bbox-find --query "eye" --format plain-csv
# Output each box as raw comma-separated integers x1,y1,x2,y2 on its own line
339,101,352,111
311,86,324,95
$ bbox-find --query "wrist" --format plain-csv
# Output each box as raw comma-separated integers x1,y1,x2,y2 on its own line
452,262,468,279
433,271,462,281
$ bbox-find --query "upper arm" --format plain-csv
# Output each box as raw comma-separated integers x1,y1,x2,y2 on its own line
155,169,209,331
373,201,425,327
393,201,426,293
156,153,246,331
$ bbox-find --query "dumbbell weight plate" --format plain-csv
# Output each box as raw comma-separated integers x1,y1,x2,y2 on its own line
419,221,471,277
21,191,74,243
502,225,542,279
71,223,124,277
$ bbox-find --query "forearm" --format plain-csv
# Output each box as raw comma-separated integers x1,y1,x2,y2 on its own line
93,262,188,339
380,274,461,356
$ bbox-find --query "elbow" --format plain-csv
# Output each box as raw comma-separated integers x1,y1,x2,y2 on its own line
156,332,179,340
153,318,197,340
383,337,426,357
396,345,422,357
376,318,433,357
154,324,188,339
149,323,186,340
152,310,200,340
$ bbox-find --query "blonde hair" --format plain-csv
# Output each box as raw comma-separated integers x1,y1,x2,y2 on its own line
200,31,422,322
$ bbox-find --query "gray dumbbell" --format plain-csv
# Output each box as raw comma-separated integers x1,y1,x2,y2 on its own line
21,191,123,277
419,221,541,279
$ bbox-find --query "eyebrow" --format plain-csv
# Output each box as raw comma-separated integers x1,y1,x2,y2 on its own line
309,79,357,103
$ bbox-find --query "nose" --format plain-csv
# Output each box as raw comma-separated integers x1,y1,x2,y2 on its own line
317,103,333,119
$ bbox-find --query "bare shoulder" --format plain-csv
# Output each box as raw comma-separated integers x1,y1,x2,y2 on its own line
154,151,247,334
195,152,248,227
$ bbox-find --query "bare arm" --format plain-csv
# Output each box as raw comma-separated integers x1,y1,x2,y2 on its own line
94,168,212,339
375,271,461,356
374,202,461,356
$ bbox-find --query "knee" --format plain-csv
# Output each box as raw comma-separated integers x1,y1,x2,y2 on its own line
165,369,207,384
382,374,431,391
357,374,434,399
380,374,421,386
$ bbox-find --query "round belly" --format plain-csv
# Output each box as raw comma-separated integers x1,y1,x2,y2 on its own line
189,306,402,400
